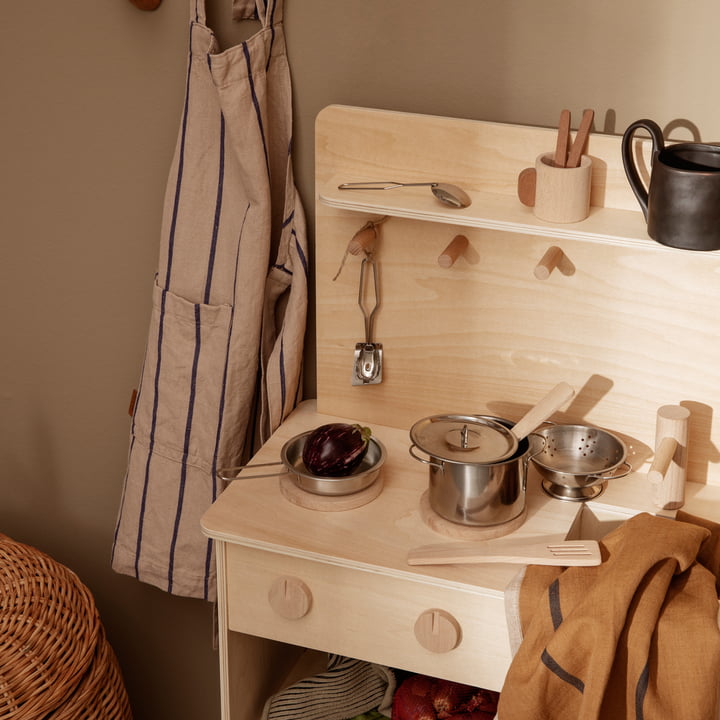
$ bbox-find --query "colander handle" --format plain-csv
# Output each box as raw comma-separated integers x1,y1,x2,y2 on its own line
587,461,632,482
408,444,443,470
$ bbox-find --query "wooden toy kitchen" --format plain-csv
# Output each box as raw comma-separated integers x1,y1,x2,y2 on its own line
201,105,720,719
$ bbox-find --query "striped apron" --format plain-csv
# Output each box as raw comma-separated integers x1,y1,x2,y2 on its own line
112,0,308,600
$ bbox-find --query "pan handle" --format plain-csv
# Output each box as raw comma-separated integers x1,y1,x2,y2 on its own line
408,444,443,470
586,461,632,483
217,461,288,482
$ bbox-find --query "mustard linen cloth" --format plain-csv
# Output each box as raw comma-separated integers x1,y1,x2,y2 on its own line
498,512,720,719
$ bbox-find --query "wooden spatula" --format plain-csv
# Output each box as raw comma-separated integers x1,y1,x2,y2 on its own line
407,539,601,567
566,109,595,168
554,109,571,167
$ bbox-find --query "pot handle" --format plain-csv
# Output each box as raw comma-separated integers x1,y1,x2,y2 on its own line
408,444,443,470
217,461,288,481
621,119,665,220
587,461,632,483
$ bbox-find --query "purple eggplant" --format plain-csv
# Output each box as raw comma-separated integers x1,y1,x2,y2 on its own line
302,423,373,477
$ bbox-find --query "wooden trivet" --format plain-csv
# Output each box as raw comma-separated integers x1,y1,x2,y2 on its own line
279,475,384,511
419,490,527,540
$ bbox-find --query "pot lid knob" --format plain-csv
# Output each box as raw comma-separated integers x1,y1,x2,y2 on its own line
444,424,483,451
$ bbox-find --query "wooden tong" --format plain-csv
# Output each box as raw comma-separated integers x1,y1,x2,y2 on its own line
554,108,595,168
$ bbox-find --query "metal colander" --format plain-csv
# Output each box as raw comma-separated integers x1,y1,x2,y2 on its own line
531,424,631,500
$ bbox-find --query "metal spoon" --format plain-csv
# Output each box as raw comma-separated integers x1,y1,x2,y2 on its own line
338,181,472,209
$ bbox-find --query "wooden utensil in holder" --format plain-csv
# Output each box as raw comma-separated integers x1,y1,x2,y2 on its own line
649,405,690,510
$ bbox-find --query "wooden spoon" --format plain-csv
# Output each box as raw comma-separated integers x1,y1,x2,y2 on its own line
518,109,572,205
566,109,595,168
510,381,575,442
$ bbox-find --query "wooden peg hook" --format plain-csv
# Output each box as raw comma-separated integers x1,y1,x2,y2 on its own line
438,235,469,268
649,405,690,511
648,437,678,486
534,245,575,280
534,246,563,279
333,217,388,281
348,226,377,256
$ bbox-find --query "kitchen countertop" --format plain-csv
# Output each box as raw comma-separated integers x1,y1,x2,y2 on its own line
202,398,718,600
203,400,579,595
202,399,720,695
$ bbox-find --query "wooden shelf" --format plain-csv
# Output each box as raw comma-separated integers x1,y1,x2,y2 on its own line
319,179,681,252
315,106,720,487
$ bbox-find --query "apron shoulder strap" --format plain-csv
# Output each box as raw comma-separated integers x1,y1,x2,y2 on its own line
191,0,282,31
232,0,283,25
191,0,206,24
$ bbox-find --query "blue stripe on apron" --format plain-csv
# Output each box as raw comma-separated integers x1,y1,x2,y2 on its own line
204,114,225,305
135,288,168,576
202,203,251,599
133,26,196,582
168,303,203,592
242,42,270,178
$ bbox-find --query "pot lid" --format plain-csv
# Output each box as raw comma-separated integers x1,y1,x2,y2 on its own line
409,414,518,464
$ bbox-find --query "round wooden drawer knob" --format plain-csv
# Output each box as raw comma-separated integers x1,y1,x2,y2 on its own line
414,609,461,653
268,576,312,620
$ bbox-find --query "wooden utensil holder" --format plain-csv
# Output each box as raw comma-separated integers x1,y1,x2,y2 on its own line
533,153,592,223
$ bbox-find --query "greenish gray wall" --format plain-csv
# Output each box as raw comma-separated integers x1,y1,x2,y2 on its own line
1,1,718,718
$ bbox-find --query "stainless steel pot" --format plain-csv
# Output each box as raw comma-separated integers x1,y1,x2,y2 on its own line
409,415,535,526
218,431,386,496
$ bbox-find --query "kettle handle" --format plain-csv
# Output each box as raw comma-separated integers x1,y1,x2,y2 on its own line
621,119,665,220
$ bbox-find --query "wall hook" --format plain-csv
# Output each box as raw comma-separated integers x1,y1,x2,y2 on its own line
333,216,388,281
649,405,690,511
438,234,469,268
534,245,575,280
128,0,162,10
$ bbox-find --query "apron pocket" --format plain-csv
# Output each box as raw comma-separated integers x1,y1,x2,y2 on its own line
132,281,233,472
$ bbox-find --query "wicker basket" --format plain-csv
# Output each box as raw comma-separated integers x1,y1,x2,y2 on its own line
0,533,132,719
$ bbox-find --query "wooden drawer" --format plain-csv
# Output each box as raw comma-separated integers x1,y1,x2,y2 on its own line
223,542,512,691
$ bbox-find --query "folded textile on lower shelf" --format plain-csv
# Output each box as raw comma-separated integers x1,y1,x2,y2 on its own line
261,654,395,720
499,511,720,720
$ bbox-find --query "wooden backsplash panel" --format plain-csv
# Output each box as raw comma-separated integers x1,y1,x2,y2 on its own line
314,106,720,486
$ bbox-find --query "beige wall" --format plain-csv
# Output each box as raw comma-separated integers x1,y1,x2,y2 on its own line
1,1,719,718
